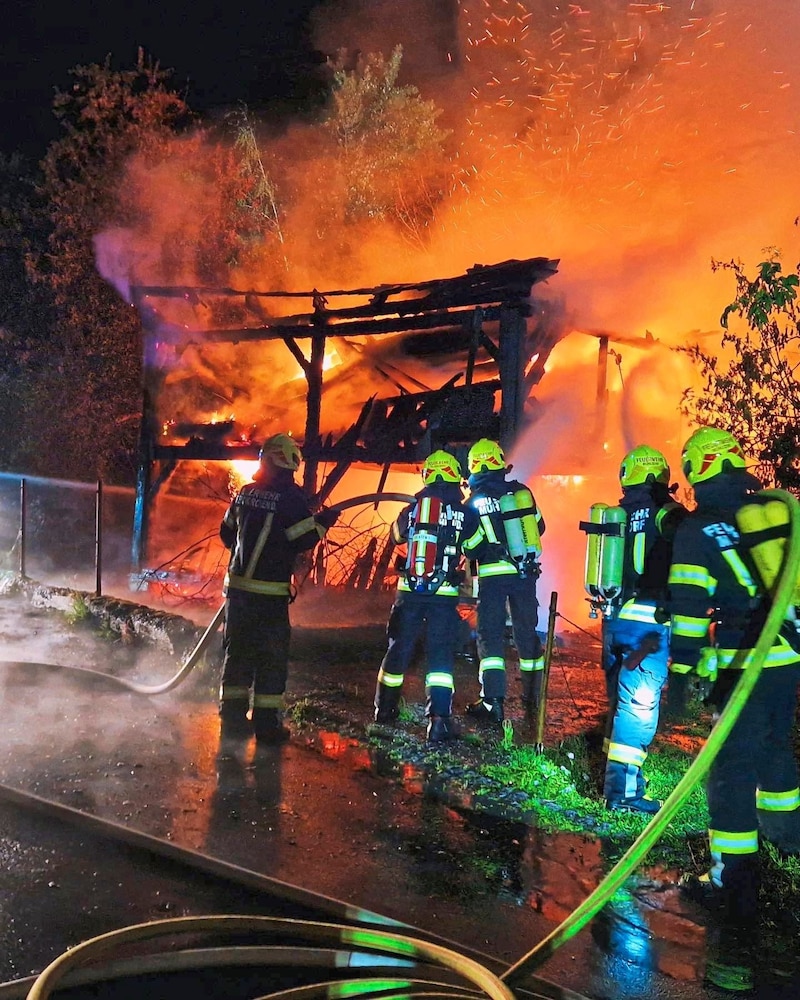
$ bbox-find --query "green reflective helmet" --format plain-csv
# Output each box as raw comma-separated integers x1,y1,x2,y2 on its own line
681,427,746,485
619,445,670,488
422,450,462,484
467,438,505,475
259,433,302,471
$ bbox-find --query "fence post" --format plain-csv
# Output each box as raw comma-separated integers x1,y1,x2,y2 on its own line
18,478,26,578
95,480,103,596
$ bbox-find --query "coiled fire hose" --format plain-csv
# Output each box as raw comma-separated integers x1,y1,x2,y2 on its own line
503,487,800,984
0,492,415,697
20,915,518,1000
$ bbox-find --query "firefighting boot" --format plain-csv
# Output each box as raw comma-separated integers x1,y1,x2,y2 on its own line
466,697,504,725
368,683,403,738
704,922,757,994
219,694,252,737
426,716,458,746
758,807,800,856
520,671,543,721
252,707,290,745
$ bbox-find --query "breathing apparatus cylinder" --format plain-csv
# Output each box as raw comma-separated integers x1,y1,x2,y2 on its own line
736,498,800,608
582,503,626,606
499,488,542,562
406,495,443,590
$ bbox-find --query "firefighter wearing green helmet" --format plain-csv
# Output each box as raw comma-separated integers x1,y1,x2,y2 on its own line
460,438,547,726
372,449,480,745
598,443,688,814
218,433,339,743
668,427,800,941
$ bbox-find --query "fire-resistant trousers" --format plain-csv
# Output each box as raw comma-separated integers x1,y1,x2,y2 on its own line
602,615,669,802
475,573,542,700
376,592,460,718
706,661,800,868
220,590,291,712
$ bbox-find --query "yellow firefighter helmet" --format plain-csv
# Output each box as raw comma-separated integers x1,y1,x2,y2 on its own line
681,427,747,485
422,450,462,485
467,439,506,475
259,433,303,471
619,444,670,488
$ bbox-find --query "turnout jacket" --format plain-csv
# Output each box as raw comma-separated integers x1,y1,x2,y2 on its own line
462,470,545,578
668,470,799,673
220,467,328,597
615,483,687,620
393,481,480,598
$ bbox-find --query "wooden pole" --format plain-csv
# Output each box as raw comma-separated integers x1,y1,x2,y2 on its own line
535,591,558,750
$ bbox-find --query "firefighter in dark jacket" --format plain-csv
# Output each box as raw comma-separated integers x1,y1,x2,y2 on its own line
461,438,546,725
668,426,800,921
219,433,338,743
373,450,480,745
600,445,687,813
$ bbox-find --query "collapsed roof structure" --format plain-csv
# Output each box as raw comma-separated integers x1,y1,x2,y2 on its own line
130,255,569,572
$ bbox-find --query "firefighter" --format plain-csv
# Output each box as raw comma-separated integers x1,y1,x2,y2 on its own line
600,445,687,813
218,433,338,743
461,438,546,725
668,426,800,921
372,450,479,745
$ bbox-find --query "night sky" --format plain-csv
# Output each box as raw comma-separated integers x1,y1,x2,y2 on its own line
2,0,324,159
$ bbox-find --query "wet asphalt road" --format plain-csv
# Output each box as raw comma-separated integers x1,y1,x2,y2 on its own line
0,588,795,999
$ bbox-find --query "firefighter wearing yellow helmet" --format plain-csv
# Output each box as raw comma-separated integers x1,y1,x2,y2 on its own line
668,427,800,933
594,444,687,815
460,439,546,725
372,449,479,745
219,433,339,743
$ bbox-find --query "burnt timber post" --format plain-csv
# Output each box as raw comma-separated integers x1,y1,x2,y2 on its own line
128,257,562,585
498,305,527,451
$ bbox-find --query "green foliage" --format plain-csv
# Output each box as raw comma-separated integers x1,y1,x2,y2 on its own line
480,734,708,850
322,46,452,242
25,51,191,483
65,593,90,625
680,253,800,491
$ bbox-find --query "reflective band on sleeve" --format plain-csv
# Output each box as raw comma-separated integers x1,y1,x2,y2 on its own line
252,694,284,709
607,742,646,768
669,661,695,675
425,671,454,690
756,787,800,812
709,829,759,855
671,614,710,639
286,516,318,541
617,601,659,624
668,563,717,593
224,573,291,596
377,669,405,688
519,657,544,673
716,635,800,670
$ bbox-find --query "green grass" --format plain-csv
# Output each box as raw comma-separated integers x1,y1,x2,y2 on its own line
64,593,90,625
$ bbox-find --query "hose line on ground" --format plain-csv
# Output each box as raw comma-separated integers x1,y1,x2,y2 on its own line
503,488,800,984
24,915,517,1000
0,492,416,697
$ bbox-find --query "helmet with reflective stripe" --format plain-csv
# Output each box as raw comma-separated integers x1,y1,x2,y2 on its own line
422,450,462,485
467,438,505,475
619,444,670,488
681,426,746,485
259,433,302,471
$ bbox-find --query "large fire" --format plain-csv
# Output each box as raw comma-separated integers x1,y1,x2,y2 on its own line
96,0,798,622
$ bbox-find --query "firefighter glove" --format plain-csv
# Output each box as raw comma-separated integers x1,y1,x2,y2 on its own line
695,647,718,682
